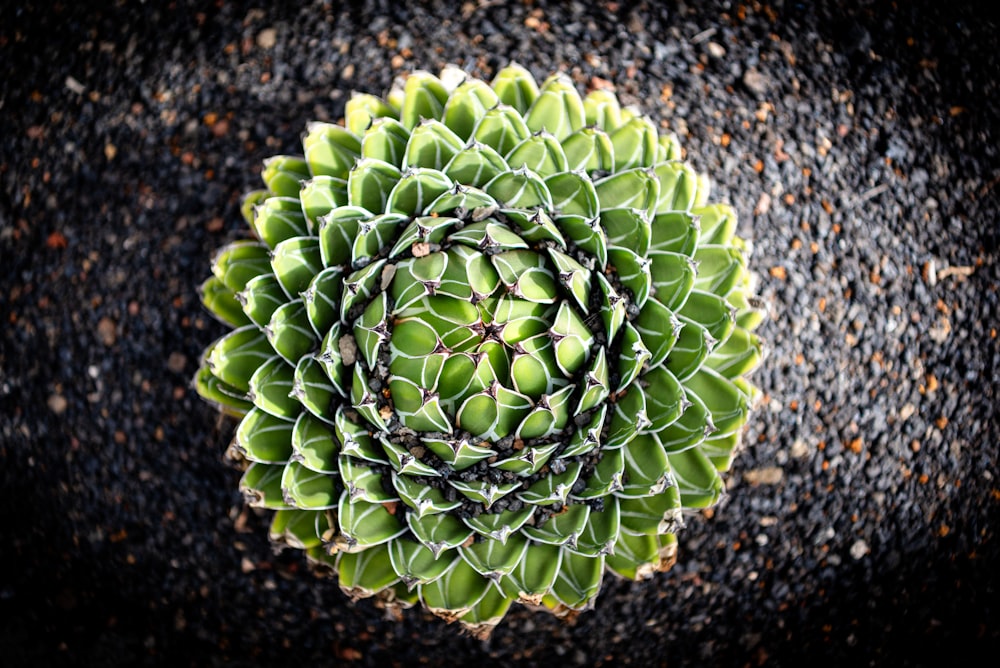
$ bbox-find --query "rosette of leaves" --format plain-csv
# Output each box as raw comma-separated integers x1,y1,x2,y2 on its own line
195,64,764,637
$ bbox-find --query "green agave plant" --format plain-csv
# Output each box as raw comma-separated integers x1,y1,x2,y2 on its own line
195,63,764,637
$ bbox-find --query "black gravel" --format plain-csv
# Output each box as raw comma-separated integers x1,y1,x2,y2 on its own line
2,1,998,666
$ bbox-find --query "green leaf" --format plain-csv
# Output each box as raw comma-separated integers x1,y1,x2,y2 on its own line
605,383,646,449
521,504,590,549
653,161,698,214
248,355,298,419
269,509,324,550
301,175,349,226
235,407,294,463
548,550,603,609
491,249,558,303
388,377,453,434
391,475,458,520
400,71,450,130
240,273,287,328
448,220,529,253
693,245,746,297
473,104,531,156
303,122,361,180
668,446,723,508
678,289,735,345
458,585,514,636
200,276,251,327
240,462,291,509
463,506,535,544
208,325,273,394
560,404,605,457
572,447,624,500
443,140,510,188
705,327,763,379
500,541,561,604
610,116,658,170
522,383,574,439
525,73,585,141
596,273,626,341
547,247,592,312
574,498,621,557
408,512,474,558
693,203,737,244
346,92,398,135
347,158,402,212
658,389,711,454
402,120,465,171
602,207,651,257
574,348,609,414
337,543,400,596
584,88,622,130
502,208,566,247
389,538,457,589
617,488,682,537
546,170,599,218
461,534,529,580
339,259,386,324
605,530,659,580
634,297,682,369
281,460,338,509
291,411,340,473
240,189,269,226
491,63,539,114
425,184,498,218
360,116,411,167
619,432,672,498
448,479,520,509
212,241,271,292
337,496,407,551
318,205,370,267
252,196,309,249
302,266,343,336
316,322,349,397
683,368,749,438
422,434,496,471
649,211,700,255
380,436,442,477
608,245,652,308
649,251,696,311
485,167,553,210
262,155,311,198
353,291,389,369
549,301,593,377
350,360,385,430
339,457,396,503
334,405,387,464
505,131,568,178
271,236,322,297
442,78,500,140
490,441,560,475
639,365,685,433
352,213,408,265
194,362,252,417
266,299,318,365
419,558,491,617
594,168,659,216
516,461,581,506
561,126,615,174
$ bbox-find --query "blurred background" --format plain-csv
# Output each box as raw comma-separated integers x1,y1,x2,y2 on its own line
2,1,997,665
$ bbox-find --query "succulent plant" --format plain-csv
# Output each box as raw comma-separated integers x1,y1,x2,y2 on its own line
195,63,764,637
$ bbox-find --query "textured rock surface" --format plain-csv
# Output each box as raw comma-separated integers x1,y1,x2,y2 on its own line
2,1,997,665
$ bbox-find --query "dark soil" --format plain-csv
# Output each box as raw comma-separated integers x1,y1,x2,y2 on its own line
2,1,998,666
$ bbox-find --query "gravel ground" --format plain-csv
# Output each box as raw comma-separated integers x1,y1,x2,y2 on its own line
2,1,998,666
